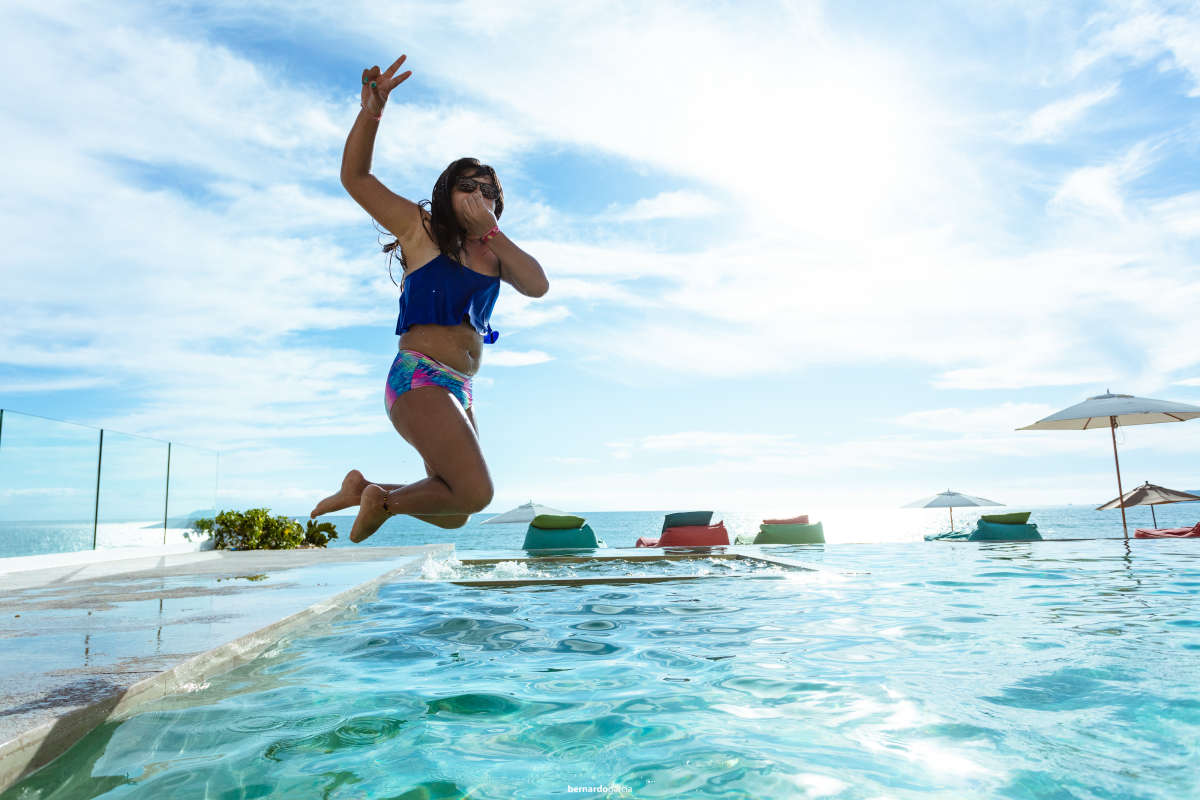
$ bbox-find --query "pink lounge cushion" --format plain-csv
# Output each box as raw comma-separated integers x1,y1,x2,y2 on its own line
763,515,809,525
657,522,730,547
635,537,660,548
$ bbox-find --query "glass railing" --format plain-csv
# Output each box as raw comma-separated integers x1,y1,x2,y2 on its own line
0,409,219,558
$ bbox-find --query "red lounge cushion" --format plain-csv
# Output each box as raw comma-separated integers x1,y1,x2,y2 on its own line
635,537,660,547
1134,527,1200,538
763,515,809,525
657,522,729,546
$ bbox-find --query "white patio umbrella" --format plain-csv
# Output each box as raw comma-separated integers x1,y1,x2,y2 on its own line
1019,392,1200,538
480,500,567,524
1096,481,1200,529
904,490,1003,533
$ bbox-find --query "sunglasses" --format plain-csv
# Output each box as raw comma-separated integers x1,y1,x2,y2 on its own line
455,178,500,200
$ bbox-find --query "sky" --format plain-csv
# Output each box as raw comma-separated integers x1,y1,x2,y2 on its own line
2,0,1199,519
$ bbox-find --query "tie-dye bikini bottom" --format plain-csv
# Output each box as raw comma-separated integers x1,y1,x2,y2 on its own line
385,349,474,412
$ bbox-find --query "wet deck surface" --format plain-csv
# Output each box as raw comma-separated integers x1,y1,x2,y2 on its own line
0,546,450,760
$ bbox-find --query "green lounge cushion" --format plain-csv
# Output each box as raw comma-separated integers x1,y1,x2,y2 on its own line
980,512,1031,524
754,521,825,544
663,511,714,531
530,513,587,530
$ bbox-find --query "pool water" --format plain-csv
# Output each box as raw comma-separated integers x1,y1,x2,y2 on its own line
6,540,1199,799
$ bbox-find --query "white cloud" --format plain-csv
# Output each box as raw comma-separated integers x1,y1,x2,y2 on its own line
1017,83,1119,142
1049,140,1157,220
637,431,801,458
1150,191,1200,238
484,350,554,367
493,297,571,330
0,377,115,393
894,403,1058,434
932,364,1112,392
1052,165,1127,218
548,456,598,465
1075,6,1200,96
609,190,721,222
547,424,1200,511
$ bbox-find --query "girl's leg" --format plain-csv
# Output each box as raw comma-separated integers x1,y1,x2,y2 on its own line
309,470,467,529
309,405,481,530
350,387,492,542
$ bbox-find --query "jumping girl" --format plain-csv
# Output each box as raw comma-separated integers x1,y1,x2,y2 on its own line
310,54,549,543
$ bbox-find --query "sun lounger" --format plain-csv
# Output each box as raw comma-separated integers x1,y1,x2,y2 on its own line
1134,522,1200,539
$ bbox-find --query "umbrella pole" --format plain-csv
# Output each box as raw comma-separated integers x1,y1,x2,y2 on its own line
1152,505,1157,528
949,506,954,533
1110,416,1128,539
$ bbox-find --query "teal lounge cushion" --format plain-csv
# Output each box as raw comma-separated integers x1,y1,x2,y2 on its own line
968,520,1042,541
523,524,599,549
530,513,587,530
980,512,1031,524
663,511,714,531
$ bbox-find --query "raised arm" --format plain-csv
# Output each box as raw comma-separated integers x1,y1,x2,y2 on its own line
459,192,550,298
341,56,422,242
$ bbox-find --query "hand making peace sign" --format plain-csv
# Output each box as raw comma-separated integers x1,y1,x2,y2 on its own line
361,55,413,117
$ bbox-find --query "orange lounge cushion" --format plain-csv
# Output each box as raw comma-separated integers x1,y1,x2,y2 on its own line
657,522,729,546
763,515,809,525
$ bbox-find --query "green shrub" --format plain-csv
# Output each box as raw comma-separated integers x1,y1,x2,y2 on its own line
303,519,339,547
190,509,339,550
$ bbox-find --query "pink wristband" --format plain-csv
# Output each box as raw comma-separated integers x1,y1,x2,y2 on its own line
481,225,501,244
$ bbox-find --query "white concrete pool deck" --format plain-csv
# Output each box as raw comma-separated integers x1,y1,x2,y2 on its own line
0,544,451,793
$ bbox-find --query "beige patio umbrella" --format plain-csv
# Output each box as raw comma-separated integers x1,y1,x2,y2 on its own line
904,489,1003,533
480,500,567,524
1019,392,1200,538
1096,481,1200,529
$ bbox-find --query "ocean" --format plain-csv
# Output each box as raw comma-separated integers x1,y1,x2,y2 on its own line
312,502,1200,552
2,501,1197,559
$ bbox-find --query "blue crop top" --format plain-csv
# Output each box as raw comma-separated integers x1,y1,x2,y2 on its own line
396,253,500,344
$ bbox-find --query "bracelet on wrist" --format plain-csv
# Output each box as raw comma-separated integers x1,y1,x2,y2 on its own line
360,103,382,121
481,225,501,244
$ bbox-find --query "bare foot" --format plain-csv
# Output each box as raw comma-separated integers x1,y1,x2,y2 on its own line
350,484,391,543
310,469,369,519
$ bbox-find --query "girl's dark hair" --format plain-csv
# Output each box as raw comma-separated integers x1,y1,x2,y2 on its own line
379,157,504,285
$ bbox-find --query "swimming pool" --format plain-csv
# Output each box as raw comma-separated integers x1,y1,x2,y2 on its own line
5,540,1198,798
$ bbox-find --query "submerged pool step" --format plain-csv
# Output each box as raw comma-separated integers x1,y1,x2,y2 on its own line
444,551,843,587
451,574,726,587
